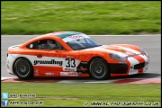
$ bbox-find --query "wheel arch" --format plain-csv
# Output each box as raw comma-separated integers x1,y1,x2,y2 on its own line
87,56,110,80
12,57,33,75
87,56,110,74
88,56,109,67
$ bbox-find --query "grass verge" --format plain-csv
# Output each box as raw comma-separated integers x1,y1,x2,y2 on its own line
1,82,161,107
1,1,161,35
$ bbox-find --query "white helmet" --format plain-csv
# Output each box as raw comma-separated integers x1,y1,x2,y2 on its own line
47,40,56,49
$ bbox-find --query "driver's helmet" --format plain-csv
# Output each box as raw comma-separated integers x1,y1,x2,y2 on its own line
47,40,56,49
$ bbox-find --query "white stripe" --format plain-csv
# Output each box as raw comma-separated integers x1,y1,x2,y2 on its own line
113,45,141,54
99,45,149,65
127,57,139,75
139,55,149,62
104,49,127,57
127,57,139,66
86,45,127,57
113,45,148,62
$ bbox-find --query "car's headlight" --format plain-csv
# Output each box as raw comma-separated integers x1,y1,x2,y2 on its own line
109,53,126,61
140,48,148,56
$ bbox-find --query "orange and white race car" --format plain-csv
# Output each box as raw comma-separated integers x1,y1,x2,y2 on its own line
6,31,149,80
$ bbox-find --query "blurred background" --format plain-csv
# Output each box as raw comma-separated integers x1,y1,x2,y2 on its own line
1,1,161,35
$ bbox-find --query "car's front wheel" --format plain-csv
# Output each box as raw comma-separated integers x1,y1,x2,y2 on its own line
89,58,109,80
13,58,33,80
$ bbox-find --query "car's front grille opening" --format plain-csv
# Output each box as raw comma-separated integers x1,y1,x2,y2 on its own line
134,63,146,69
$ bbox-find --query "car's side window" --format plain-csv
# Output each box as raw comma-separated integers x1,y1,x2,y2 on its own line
37,40,49,49
27,39,65,50
27,42,38,49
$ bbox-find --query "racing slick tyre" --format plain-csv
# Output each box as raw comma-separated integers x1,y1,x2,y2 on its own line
13,58,33,80
89,58,109,80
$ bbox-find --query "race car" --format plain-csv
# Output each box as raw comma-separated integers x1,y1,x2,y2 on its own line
6,31,149,80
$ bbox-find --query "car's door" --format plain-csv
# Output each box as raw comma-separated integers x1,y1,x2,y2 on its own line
27,39,81,77
31,39,67,76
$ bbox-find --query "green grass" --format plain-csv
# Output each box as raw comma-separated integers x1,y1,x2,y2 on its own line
1,82,161,107
1,1,161,35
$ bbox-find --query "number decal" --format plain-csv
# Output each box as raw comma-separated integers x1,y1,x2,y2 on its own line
71,59,76,67
65,58,70,67
65,58,76,68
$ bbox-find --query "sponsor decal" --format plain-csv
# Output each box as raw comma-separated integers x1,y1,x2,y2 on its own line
60,72,82,77
45,72,54,76
34,59,63,66
68,72,79,76
63,58,77,71
63,33,89,42
64,68,76,71
69,35,83,39
34,69,39,76
60,72,68,76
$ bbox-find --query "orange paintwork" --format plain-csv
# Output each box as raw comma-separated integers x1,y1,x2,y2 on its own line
7,32,149,79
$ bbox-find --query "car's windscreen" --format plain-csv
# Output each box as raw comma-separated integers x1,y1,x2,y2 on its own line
66,38,101,50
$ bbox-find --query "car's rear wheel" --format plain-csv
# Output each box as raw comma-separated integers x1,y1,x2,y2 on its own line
89,58,109,80
13,58,33,80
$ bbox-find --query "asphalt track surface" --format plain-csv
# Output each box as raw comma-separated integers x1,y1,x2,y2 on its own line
1,34,161,82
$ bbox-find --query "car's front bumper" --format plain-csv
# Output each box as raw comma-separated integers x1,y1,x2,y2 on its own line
110,54,149,77
6,54,16,75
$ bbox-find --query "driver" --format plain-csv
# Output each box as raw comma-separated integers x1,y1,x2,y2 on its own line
47,40,57,49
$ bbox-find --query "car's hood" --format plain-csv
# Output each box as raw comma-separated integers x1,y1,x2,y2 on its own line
10,44,22,48
84,44,141,57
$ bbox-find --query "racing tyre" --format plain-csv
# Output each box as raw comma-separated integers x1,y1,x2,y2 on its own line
13,58,33,80
89,58,109,80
